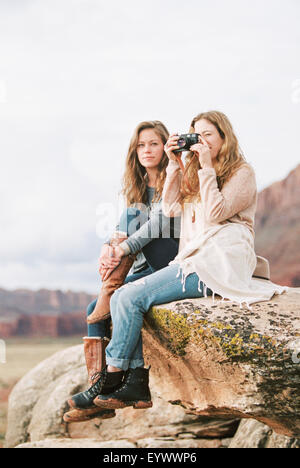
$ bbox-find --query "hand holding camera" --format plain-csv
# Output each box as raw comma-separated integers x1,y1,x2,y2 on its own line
190,136,213,169
165,133,213,169
164,133,181,161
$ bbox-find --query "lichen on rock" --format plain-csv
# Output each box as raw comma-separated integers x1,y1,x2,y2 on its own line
5,288,300,447
143,288,300,437
146,307,191,355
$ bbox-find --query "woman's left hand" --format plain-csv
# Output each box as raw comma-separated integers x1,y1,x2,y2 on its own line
190,137,213,169
100,245,125,281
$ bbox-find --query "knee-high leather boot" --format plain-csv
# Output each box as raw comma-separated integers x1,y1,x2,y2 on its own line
63,337,116,422
87,233,136,324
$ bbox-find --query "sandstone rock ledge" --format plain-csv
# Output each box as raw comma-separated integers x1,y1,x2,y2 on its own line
5,288,300,448
143,288,300,438
4,345,238,448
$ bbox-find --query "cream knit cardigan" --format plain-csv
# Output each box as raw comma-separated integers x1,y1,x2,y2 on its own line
162,160,288,308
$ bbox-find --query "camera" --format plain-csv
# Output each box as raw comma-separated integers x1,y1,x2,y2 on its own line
173,133,200,153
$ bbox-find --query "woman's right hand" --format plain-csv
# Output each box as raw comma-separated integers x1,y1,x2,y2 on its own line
98,244,121,279
164,133,180,161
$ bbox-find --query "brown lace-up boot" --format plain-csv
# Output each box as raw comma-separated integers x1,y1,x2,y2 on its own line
87,233,136,325
93,366,152,410
63,337,116,423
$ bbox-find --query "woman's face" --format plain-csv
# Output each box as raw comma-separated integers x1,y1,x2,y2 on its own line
194,119,224,160
136,129,164,169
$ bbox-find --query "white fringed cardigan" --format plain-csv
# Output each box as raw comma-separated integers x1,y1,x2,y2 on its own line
162,159,288,308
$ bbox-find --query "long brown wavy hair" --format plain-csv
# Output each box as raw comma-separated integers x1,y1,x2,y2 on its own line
181,111,247,202
122,121,169,206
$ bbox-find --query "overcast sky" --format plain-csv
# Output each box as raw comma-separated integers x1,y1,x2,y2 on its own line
0,0,299,294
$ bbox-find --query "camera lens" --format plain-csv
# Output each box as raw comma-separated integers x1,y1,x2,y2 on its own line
177,138,186,148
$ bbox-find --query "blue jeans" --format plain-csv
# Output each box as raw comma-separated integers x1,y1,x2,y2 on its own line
86,207,179,337
86,266,154,338
105,263,212,370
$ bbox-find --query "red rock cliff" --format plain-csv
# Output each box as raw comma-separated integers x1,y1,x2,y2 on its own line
255,164,300,286
0,289,95,338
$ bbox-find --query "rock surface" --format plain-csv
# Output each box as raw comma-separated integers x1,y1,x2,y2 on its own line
5,288,300,448
16,438,223,448
16,420,300,449
16,438,137,449
5,345,237,449
143,288,300,437
229,419,300,448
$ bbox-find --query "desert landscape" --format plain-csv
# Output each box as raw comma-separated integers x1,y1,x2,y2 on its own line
0,164,300,448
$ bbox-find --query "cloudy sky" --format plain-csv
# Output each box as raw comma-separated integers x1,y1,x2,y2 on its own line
0,0,299,294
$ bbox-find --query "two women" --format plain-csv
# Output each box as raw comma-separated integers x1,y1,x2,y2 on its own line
64,120,180,422
66,111,288,418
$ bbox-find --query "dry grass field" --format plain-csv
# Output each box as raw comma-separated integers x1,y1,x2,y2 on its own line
0,336,81,448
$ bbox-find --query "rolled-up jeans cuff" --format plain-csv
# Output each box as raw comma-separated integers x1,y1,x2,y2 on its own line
106,357,144,371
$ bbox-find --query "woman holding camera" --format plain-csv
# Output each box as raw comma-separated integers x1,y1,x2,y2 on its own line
63,120,180,422
67,111,288,414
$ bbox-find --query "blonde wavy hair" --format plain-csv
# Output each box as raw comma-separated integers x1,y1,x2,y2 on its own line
122,120,169,206
181,111,247,202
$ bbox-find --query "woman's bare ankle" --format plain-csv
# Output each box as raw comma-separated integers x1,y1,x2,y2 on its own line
107,365,123,373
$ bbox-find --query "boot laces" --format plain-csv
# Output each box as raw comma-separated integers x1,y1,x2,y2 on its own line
113,369,130,394
90,372,101,384
87,367,107,398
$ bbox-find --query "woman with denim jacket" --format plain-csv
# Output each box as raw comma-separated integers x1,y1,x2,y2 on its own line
64,120,180,422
